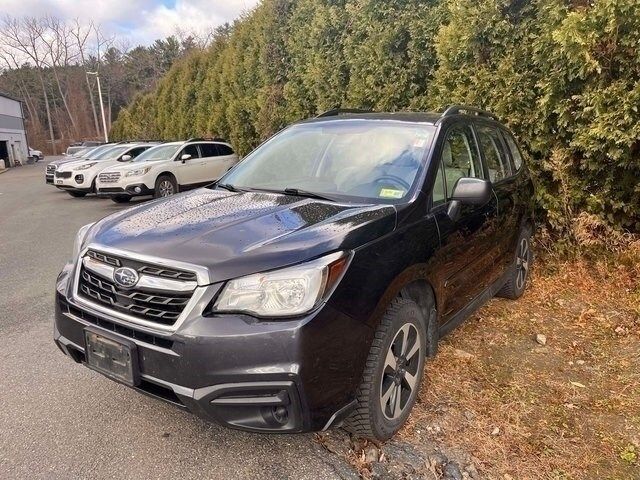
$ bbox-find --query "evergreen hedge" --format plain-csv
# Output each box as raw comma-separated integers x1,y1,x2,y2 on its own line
110,0,640,234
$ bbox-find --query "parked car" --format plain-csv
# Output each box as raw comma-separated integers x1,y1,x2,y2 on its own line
46,144,114,184
95,139,238,203
65,141,103,157
54,143,156,197
54,106,534,440
28,146,44,162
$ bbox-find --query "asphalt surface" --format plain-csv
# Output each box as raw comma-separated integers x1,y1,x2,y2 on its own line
0,159,356,479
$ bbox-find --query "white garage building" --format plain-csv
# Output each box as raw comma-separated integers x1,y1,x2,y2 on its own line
0,92,28,168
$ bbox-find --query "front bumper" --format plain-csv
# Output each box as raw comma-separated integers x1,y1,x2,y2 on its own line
54,266,369,433
54,172,94,191
96,183,155,198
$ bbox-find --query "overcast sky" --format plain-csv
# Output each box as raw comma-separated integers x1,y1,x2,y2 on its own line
1,0,261,45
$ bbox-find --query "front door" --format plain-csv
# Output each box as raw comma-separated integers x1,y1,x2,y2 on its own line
430,122,500,322
174,144,202,186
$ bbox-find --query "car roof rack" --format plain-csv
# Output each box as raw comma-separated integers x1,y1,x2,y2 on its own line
441,105,498,121
185,137,229,143
316,108,372,118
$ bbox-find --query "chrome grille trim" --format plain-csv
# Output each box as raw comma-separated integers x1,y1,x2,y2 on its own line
72,243,211,332
83,256,197,292
99,171,121,183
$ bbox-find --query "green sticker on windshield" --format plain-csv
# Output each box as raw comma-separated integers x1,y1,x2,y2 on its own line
379,188,404,199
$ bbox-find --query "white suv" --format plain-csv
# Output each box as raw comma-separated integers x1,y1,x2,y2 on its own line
95,139,239,203
54,143,154,197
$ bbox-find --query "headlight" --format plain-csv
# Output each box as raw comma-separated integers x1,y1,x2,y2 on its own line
72,223,95,260
213,251,352,317
125,166,151,177
74,162,97,171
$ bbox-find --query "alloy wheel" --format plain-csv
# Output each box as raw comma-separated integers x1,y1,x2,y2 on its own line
516,237,530,290
380,323,422,420
159,180,174,197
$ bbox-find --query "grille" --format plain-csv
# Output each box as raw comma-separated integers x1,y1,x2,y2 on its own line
99,172,121,183
77,249,198,326
58,294,173,349
55,171,72,179
47,164,57,173
78,267,191,325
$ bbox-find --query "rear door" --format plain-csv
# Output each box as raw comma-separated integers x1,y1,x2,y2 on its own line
215,143,238,172
430,122,500,321
475,123,518,277
174,143,202,186
198,143,227,182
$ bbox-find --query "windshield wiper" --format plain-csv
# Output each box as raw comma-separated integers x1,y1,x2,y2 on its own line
216,183,242,192
282,188,335,202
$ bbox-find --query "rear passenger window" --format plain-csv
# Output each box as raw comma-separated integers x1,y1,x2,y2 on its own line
217,144,234,156
199,144,219,158
476,125,512,182
501,131,523,171
441,125,483,199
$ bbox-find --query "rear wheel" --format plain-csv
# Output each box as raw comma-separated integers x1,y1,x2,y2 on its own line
155,175,177,198
497,227,533,299
111,195,131,203
344,297,427,440
67,191,87,198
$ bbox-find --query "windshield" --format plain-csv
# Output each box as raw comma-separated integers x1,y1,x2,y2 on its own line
73,147,94,157
92,145,130,161
132,144,181,162
220,120,435,202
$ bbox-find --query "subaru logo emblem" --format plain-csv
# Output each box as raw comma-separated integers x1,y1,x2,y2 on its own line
113,267,139,288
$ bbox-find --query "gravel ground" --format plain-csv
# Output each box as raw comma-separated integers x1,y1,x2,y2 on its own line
0,159,357,480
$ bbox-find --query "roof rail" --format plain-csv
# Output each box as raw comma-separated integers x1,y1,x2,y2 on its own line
316,108,372,118
185,137,229,143
441,105,498,121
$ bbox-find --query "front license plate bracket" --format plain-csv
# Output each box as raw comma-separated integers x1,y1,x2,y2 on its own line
84,327,140,387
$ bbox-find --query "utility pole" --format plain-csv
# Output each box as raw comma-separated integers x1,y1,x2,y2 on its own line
87,72,108,143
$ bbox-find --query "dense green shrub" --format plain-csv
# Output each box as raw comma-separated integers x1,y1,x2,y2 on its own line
110,0,640,234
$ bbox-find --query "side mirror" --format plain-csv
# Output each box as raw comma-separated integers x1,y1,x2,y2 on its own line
447,177,492,221
180,153,192,163
120,154,132,162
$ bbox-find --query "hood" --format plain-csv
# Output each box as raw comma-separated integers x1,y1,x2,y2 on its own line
50,157,86,168
88,188,397,284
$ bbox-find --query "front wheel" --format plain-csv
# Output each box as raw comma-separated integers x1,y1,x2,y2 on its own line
344,297,427,440
155,175,177,198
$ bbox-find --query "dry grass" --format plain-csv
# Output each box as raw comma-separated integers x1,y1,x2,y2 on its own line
404,247,640,479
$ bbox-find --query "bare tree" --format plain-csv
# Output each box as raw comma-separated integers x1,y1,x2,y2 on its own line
41,15,78,137
1,15,56,153
70,18,100,136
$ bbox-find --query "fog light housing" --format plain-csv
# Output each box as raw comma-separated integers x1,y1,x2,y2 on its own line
134,186,142,193
75,174,84,184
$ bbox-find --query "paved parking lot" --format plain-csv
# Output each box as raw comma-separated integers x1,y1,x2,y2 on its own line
0,159,355,479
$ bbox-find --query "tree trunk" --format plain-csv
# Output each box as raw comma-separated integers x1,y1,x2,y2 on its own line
51,67,77,136
38,71,56,154
85,73,100,137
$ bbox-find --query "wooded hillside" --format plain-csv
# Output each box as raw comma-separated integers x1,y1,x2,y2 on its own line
110,0,640,235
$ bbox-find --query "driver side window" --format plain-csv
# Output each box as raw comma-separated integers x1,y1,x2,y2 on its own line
433,125,483,205
180,144,200,159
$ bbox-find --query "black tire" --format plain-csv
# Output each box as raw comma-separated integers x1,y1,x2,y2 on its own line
155,175,178,198
67,191,87,198
344,297,427,440
111,195,131,203
497,226,533,300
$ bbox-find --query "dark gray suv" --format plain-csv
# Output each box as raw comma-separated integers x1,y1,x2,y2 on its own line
54,106,534,440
